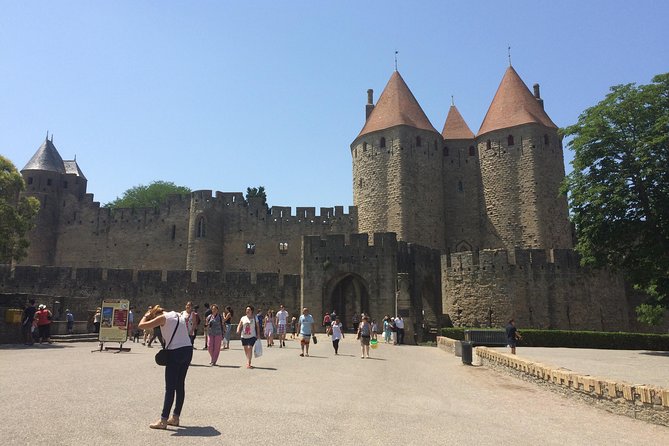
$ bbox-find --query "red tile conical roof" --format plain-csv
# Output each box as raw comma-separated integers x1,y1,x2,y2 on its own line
357,71,438,138
477,66,557,137
442,105,475,140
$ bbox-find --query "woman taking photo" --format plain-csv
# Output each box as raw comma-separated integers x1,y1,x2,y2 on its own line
237,305,260,369
138,305,193,429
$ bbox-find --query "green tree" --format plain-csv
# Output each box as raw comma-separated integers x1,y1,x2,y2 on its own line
563,73,669,322
0,156,40,263
245,186,267,204
106,180,191,209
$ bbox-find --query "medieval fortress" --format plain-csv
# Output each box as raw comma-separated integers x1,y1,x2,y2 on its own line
1,65,634,340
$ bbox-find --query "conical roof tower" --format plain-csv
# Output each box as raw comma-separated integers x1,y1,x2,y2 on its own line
477,66,556,136
22,137,66,173
357,71,438,138
442,105,475,140
351,71,444,250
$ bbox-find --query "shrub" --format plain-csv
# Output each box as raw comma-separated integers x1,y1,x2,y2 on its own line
439,327,669,351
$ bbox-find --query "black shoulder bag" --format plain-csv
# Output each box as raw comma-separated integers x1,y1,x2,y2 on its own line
155,315,180,366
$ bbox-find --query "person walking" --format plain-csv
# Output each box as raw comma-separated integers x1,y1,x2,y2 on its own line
127,307,134,340
205,304,224,366
256,309,264,339
237,305,261,369
323,312,331,336
357,315,372,358
331,317,344,355
66,309,74,335
264,309,275,347
21,299,37,345
352,313,360,333
298,307,315,357
383,315,392,344
394,315,405,345
290,316,297,339
222,306,233,349
275,304,288,348
93,307,101,334
138,305,193,429
505,319,522,355
202,303,211,350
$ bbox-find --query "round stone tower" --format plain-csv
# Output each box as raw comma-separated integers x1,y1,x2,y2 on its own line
476,66,572,250
20,137,66,265
351,71,444,250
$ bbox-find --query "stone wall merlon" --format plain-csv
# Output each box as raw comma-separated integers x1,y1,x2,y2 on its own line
192,190,214,200
72,267,103,281
349,233,369,247
105,269,134,281
256,273,279,287
166,270,192,285
136,270,162,283
224,272,251,285
197,271,223,285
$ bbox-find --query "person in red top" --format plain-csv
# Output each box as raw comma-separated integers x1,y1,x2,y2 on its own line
323,312,331,336
35,304,53,344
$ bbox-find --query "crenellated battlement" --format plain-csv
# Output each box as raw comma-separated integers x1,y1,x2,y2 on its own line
0,265,301,287
303,232,398,256
444,248,582,273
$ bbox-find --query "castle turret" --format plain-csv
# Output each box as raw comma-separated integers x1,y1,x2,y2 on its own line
351,71,444,249
20,137,66,264
441,104,483,253
186,190,225,274
476,66,572,250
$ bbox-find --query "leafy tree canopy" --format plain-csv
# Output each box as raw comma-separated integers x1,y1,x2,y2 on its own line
0,156,40,263
563,73,669,322
106,180,191,209
246,186,267,204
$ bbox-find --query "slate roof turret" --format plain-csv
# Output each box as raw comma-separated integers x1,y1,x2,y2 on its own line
477,66,557,137
22,138,66,174
442,105,475,140
357,71,438,138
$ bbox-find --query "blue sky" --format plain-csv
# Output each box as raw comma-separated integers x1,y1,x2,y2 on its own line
1,1,667,208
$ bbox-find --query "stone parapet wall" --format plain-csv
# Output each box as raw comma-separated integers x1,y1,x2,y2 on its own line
441,248,630,330
469,344,669,426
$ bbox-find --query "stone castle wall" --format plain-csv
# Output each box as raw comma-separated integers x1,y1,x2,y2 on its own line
0,264,302,343
19,186,357,276
442,249,630,330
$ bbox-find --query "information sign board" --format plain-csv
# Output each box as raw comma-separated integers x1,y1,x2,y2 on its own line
99,299,129,343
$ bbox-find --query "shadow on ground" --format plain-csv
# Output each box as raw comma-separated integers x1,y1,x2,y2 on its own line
170,426,221,437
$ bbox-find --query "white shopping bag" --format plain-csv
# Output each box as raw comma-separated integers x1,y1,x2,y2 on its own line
254,339,263,358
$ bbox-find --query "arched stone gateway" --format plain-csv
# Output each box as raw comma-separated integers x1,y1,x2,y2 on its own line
324,273,370,331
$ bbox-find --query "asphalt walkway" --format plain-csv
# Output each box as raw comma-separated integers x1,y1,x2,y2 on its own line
1,337,667,445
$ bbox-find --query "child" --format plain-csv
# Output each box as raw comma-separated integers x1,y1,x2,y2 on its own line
290,316,297,339
371,319,378,341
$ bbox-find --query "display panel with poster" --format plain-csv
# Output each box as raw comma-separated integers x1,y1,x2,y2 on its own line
99,299,130,343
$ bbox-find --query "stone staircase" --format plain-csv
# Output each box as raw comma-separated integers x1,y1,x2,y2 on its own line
51,333,99,343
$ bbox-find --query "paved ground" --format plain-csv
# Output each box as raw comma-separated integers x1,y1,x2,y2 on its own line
1,337,668,446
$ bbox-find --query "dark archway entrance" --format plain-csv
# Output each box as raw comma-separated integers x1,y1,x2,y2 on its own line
327,273,369,332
